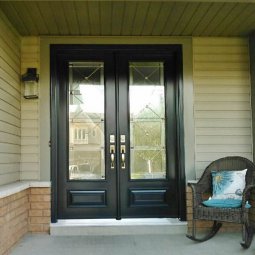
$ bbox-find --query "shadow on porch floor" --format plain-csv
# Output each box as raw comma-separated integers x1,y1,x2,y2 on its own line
10,232,255,255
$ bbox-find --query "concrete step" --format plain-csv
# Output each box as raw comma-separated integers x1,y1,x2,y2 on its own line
50,218,187,236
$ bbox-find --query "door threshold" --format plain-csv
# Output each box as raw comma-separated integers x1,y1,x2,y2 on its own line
54,218,185,226
50,218,187,236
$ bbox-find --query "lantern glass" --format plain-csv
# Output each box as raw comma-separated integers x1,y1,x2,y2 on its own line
24,80,38,99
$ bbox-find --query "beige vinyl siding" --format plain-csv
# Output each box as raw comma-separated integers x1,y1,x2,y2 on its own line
20,37,40,180
193,37,253,178
0,10,21,185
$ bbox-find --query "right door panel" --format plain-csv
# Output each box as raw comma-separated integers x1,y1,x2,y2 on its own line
117,53,179,218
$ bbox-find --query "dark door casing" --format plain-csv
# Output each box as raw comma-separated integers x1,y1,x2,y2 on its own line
50,45,186,221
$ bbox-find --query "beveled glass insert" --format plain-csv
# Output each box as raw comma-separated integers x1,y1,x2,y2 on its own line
69,62,105,180
129,62,166,179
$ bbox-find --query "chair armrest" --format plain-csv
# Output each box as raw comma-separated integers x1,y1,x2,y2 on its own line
242,184,255,208
188,182,211,207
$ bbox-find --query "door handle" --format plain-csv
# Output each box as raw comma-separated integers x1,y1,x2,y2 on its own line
110,145,115,169
120,145,125,169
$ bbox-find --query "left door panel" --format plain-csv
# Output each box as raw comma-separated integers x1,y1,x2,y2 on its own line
52,49,117,219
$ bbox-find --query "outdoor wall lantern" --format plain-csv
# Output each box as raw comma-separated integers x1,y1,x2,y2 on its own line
21,68,39,99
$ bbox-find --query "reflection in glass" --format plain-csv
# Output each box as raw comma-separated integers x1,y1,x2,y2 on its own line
69,62,105,180
129,62,166,179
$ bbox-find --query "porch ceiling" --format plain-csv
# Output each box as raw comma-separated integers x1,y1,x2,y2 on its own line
1,1,255,37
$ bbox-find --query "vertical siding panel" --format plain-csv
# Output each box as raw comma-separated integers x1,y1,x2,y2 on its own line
193,37,253,178
0,10,21,185
20,36,40,181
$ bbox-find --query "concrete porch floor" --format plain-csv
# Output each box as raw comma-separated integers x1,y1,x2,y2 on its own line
10,233,255,255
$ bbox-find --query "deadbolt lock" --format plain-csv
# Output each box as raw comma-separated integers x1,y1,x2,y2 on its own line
120,145,125,154
110,145,115,154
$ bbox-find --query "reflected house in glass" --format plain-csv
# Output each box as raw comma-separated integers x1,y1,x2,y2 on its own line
69,62,105,180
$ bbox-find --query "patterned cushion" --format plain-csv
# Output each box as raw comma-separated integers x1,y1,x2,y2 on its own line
202,199,242,208
202,198,251,208
211,169,247,200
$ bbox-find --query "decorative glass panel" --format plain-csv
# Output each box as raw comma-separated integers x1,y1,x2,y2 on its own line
129,62,166,179
69,62,105,180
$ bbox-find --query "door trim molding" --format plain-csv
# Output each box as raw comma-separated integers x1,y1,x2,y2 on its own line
175,50,186,220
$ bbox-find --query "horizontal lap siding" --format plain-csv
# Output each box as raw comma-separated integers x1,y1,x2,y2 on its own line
20,37,40,180
0,10,21,185
193,38,253,178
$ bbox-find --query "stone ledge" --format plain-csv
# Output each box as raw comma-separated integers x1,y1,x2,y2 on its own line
0,181,51,199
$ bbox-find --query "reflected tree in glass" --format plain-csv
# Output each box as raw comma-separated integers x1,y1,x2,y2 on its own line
129,62,166,179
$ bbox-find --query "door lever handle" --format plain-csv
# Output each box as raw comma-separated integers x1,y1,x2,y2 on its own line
111,153,115,169
121,153,125,169
110,145,115,169
120,145,125,169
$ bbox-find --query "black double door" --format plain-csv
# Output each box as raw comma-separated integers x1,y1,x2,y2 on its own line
51,45,184,220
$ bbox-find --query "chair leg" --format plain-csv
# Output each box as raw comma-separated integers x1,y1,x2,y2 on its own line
240,223,254,249
186,220,222,242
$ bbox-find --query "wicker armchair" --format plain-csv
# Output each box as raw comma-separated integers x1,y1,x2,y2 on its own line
186,156,255,248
